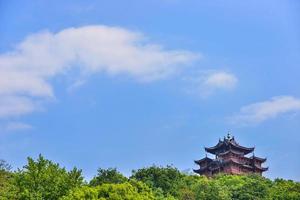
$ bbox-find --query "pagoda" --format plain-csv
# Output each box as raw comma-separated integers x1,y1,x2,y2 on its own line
194,134,268,176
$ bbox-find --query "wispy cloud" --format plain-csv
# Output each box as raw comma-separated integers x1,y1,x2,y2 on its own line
186,71,238,97
4,122,33,132
0,96,39,118
67,79,86,93
0,25,199,118
0,121,33,133
229,96,300,125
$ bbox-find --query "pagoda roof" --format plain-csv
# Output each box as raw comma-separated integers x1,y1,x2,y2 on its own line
193,168,208,174
255,166,268,171
242,155,267,163
242,164,269,172
193,168,202,173
196,160,223,172
205,135,254,155
218,149,245,156
194,157,213,165
223,159,268,171
250,155,267,163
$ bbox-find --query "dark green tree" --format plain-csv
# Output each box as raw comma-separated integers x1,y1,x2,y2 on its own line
130,165,183,197
0,160,16,199
89,168,128,186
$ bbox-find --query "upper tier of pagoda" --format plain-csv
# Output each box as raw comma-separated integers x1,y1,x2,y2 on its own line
205,134,254,155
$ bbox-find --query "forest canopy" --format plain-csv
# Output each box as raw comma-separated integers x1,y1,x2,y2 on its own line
0,155,299,200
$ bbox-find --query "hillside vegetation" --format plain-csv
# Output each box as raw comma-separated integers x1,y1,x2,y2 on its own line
0,155,299,200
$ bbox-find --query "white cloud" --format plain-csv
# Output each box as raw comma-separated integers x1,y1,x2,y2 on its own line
186,71,238,97
229,96,300,125
0,25,199,118
203,72,237,90
0,96,38,118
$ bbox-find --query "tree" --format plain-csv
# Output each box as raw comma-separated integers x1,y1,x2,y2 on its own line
89,168,128,186
130,165,183,197
176,175,205,200
0,160,16,199
214,174,272,200
268,178,300,200
0,160,12,172
187,175,231,200
61,180,155,200
13,155,84,200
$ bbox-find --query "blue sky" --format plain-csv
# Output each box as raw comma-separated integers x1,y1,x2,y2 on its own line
0,0,299,181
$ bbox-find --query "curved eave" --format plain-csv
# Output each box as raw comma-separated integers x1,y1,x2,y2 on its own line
242,164,253,169
205,141,224,151
194,157,213,165
242,164,268,172
205,147,218,154
251,156,267,163
205,145,254,155
255,166,269,171
230,143,254,154
205,137,254,155
261,167,268,171
193,168,207,174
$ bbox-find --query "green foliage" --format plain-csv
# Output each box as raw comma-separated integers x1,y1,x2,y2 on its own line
268,178,300,200
1,156,300,200
176,175,231,200
0,160,11,172
214,174,272,200
90,168,127,186
193,179,231,200
61,180,155,200
60,186,99,200
130,165,183,197
13,155,84,200
0,160,16,200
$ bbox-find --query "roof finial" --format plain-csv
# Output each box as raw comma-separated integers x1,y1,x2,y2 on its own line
227,132,231,140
